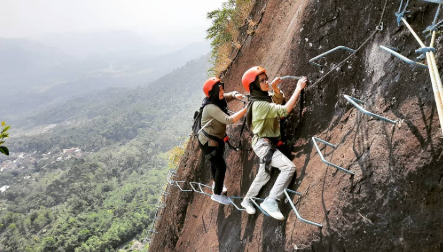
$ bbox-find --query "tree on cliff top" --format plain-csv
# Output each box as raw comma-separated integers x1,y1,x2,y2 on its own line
206,0,255,76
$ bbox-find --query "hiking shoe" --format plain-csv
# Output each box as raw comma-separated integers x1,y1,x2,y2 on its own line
241,198,256,215
212,182,228,194
260,198,284,220
211,194,232,205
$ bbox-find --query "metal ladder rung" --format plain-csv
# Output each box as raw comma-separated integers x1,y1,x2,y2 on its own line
309,46,356,69
380,45,427,69
198,183,213,197
312,137,355,175
344,94,398,124
228,196,246,211
421,0,443,4
250,197,270,217
281,75,302,80
284,189,323,228
189,182,212,196
173,180,193,192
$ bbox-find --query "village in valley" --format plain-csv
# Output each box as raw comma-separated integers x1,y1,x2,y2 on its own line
0,147,87,194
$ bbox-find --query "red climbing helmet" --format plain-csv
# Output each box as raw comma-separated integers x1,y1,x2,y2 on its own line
203,77,222,97
241,66,267,92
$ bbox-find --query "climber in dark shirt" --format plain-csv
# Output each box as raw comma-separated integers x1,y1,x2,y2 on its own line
198,77,247,205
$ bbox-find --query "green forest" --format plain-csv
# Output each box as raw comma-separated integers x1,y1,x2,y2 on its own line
0,56,210,251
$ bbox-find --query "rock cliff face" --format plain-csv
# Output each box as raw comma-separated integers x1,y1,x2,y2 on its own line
150,0,443,251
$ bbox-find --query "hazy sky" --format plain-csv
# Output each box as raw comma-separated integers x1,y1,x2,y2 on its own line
0,0,225,42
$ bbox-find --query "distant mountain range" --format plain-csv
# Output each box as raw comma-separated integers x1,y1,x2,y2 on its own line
1,31,210,118
0,53,211,252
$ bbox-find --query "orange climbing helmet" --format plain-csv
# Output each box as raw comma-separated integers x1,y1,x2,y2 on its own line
241,66,267,92
203,77,222,97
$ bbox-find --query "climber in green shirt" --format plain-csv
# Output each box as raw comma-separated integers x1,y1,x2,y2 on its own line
240,66,307,220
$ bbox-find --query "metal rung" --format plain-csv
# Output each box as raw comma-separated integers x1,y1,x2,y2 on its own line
189,182,212,196
380,45,428,68
423,3,443,37
309,46,356,69
396,0,410,26
198,183,213,197
312,137,355,175
281,75,302,80
421,0,443,4
167,172,177,185
189,182,203,194
173,180,193,192
228,196,246,211
344,94,398,124
423,19,443,34
250,197,270,217
284,189,323,228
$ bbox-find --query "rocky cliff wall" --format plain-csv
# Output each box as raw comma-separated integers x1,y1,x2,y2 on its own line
150,0,443,251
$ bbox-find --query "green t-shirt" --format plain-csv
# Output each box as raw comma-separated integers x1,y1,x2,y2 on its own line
251,90,288,145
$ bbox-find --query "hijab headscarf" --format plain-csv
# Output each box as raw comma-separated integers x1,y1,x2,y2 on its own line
202,82,228,114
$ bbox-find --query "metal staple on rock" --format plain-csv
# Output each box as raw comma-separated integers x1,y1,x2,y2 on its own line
421,0,443,4
309,46,356,69
396,0,410,26
343,94,398,124
307,0,389,91
311,137,355,175
380,45,429,68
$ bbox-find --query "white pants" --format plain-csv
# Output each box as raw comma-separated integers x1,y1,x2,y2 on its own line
245,138,296,200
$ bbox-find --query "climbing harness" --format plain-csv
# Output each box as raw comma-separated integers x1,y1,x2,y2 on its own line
196,95,252,152
260,137,284,174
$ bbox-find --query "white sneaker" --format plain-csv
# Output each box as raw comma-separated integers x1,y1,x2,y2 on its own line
241,198,256,214
212,182,228,194
211,194,232,205
260,198,284,220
